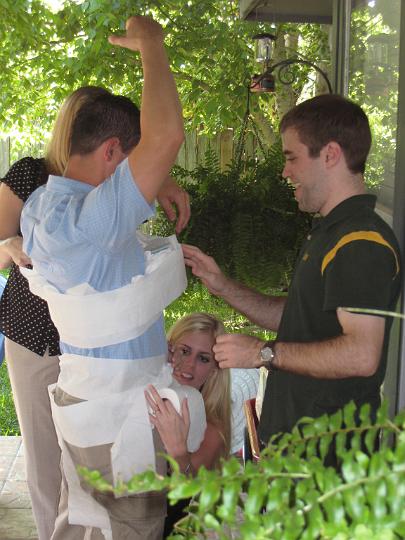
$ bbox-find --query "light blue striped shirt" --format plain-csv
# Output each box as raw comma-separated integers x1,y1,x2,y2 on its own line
21,159,167,360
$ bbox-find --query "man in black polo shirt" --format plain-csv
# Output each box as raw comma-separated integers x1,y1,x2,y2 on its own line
182,94,402,446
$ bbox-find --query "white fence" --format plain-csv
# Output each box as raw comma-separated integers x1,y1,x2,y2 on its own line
0,129,262,177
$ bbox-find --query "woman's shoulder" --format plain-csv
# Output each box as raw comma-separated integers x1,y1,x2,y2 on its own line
2,157,47,201
205,421,225,447
3,157,46,181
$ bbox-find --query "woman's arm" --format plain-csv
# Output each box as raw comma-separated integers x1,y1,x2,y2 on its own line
183,422,224,474
145,385,225,475
0,183,28,269
0,236,32,269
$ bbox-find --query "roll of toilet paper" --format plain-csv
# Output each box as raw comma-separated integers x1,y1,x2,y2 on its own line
155,385,207,453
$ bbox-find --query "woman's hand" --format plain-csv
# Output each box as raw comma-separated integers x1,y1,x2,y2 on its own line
144,384,190,459
0,183,25,269
0,236,32,268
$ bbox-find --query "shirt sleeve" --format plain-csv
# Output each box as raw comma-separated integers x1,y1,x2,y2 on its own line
76,159,155,251
1,157,42,203
322,233,400,312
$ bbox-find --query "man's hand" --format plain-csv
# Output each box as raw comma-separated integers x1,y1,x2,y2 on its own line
157,177,190,234
213,333,265,369
108,15,164,53
182,244,229,296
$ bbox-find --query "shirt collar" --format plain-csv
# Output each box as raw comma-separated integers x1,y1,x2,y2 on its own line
46,175,94,195
311,194,377,232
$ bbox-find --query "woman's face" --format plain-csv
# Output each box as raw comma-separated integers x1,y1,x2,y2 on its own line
169,331,217,390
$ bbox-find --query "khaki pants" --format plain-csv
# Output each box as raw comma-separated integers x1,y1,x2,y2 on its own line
5,338,62,540
51,387,167,540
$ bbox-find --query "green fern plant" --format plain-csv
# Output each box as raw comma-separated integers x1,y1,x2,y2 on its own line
80,401,405,539
152,141,310,293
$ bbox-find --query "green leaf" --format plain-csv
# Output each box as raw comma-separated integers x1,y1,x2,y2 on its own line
221,457,241,477
393,521,405,538
203,513,221,530
169,479,201,501
319,433,333,460
376,400,389,423
198,478,221,513
335,431,347,459
216,480,241,522
343,401,356,428
359,402,371,424
245,477,268,515
364,427,378,454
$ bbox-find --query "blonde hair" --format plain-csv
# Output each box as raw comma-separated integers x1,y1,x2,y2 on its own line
167,313,232,461
45,86,110,175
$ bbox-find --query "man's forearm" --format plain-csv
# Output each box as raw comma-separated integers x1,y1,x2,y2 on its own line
219,277,286,332
182,243,286,331
274,335,379,379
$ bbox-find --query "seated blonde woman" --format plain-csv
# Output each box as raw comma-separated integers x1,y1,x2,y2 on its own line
145,312,231,537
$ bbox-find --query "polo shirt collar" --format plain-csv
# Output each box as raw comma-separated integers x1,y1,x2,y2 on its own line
46,175,94,195
312,194,377,231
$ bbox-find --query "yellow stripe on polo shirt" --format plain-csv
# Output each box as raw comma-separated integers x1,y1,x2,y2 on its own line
321,231,400,276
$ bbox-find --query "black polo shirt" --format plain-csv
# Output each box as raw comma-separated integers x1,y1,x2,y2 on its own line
258,194,402,444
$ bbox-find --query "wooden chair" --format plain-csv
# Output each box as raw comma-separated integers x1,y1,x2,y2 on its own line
243,398,261,463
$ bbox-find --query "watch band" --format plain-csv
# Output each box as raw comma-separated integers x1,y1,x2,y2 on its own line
259,339,277,370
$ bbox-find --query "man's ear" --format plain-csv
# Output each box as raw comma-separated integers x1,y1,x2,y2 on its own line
322,141,342,168
103,137,121,162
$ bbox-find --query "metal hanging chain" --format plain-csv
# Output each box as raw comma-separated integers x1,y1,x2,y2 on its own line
235,86,251,171
250,118,267,157
235,86,267,171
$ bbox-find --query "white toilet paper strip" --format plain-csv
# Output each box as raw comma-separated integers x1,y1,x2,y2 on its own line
50,378,206,488
57,354,171,401
21,234,187,349
49,377,207,538
49,386,112,536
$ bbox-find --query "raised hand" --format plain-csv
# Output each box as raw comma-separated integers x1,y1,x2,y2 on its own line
108,15,164,53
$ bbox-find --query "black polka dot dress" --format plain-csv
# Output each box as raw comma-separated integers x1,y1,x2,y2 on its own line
0,157,60,356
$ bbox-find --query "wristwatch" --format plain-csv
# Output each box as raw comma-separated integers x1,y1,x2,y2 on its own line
259,340,276,370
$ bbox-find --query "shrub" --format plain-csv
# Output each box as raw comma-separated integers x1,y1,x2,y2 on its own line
0,361,20,436
80,401,405,539
153,143,310,293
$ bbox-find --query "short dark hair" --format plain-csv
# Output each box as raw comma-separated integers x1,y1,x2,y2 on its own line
70,94,141,156
280,94,372,174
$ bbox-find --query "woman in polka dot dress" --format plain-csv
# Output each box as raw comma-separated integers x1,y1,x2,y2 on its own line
0,86,111,540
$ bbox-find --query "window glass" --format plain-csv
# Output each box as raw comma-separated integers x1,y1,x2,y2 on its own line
348,0,401,214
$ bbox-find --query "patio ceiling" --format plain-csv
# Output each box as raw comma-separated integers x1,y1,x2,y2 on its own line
239,0,333,24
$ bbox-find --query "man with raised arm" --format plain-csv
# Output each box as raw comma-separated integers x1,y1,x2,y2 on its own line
183,94,401,453
21,15,206,540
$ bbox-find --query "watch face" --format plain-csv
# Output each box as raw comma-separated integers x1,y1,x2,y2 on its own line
261,346,274,361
